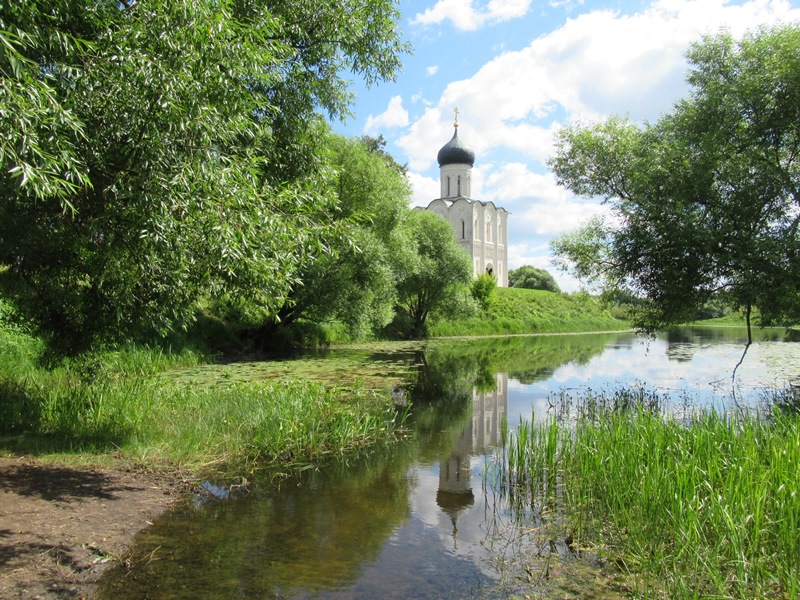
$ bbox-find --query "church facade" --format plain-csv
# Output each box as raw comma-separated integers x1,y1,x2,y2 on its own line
419,120,510,287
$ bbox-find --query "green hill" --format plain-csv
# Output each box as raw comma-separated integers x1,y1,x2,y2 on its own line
429,287,630,337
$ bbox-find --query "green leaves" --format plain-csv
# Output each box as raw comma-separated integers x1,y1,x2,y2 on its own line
0,26,90,206
251,132,413,340
0,0,409,353
508,265,560,293
394,210,473,335
549,25,800,331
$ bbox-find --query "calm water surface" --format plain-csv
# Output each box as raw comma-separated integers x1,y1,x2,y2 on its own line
99,327,798,599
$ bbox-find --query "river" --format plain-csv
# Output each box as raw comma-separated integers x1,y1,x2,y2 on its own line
97,326,798,599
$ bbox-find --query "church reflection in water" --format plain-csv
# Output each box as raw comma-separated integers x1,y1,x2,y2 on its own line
436,373,507,547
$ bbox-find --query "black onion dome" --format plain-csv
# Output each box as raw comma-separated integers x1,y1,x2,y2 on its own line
437,128,475,167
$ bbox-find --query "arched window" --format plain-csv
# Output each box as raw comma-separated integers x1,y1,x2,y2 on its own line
461,219,465,239
457,175,461,196
446,176,450,197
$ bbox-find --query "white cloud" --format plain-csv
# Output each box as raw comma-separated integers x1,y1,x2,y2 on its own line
396,0,800,292
364,96,409,134
406,171,440,207
410,93,433,106
412,0,533,31
515,194,609,235
507,242,551,269
482,163,563,204
481,165,610,234
401,0,800,169
398,108,454,171
426,65,439,76
549,0,584,9
485,0,533,22
507,242,583,292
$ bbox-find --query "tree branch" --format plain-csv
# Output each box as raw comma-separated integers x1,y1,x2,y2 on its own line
731,303,752,403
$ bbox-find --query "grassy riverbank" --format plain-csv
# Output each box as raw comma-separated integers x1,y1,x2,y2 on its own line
430,288,629,337
0,324,404,472
501,389,800,599
0,286,626,471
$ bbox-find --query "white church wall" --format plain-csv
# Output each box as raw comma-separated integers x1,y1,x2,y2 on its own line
439,163,472,198
424,125,510,287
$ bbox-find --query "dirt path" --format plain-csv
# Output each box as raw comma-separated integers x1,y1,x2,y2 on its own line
0,455,192,599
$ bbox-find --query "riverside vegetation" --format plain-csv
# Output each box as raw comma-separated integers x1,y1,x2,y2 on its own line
2,15,797,596
3,297,798,598
0,287,625,471
0,316,404,472
500,388,800,599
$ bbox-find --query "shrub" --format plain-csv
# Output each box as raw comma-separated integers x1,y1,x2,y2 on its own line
471,273,497,311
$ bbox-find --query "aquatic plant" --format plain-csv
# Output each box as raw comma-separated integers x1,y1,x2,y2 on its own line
500,389,800,599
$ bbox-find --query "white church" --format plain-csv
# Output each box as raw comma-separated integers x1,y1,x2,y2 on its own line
420,114,510,287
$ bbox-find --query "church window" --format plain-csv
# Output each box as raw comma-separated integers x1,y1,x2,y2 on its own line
457,175,461,195
461,220,465,239
446,176,450,196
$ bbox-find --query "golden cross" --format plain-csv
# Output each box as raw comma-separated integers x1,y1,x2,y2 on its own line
453,107,459,128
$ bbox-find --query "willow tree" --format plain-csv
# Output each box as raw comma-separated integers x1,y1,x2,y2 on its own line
549,25,800,335
0,0,409,353
242,132,414,342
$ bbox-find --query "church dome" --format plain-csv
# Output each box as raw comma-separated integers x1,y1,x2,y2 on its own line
437,128,475,167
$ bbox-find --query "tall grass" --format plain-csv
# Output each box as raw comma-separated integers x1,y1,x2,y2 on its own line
139,380,405,468
501,390,800,599
0,325,405,471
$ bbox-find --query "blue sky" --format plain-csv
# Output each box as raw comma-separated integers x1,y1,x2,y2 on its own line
333,0,800,291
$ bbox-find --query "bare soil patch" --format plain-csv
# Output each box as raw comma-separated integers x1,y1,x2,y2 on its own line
0,455,192,599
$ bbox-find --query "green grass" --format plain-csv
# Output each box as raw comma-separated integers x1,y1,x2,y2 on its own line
500,390,799,599
0,324,405,472
430,288,629,337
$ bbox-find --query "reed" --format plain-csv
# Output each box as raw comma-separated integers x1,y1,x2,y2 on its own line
501,390,800,599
